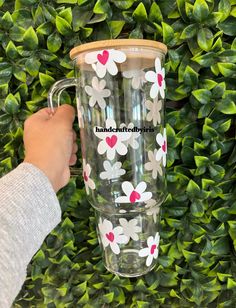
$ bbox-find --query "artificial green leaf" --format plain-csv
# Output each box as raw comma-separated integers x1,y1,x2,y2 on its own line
193,0,209,22
56,15,72,35
47,32,62,52
4,93,20,114
132,2,147,21
197,28,213,51
23,26,38,50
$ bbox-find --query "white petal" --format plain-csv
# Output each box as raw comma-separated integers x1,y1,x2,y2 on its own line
146,254,154,267
87,178,95,190
100,171,109,180
115,196,130,203
160,85,165,99
132,76,141,89
131,232,139,241
145,100,153,111
93,127,106,139
107,148,115,160
139,247,149,257
85,164,91,176
116,234,129,244
119,218,127,227
101,236,109,248
156,133,164,146
114,161,122,169
99,79,106,89
117,131,132,141
136,181,147,194
122,181,134,196
152,169,157,179
162,154,166,167
139,192,152,202
97,140,107,155
92,76,99,89
153,248,159,259
98,97,106,109
110,50,126,63
155,57,162,73
106,118,116,129
155,232,160,245
145,162,152,171
146,111,153,123
147,236,154,247
85,51,98,64
113,226,123,236
101,89,111,98
89,96,96,107
85,85,93,96
116,142,128,156
123,70,135,78
104,160,111,171
96,62,106,78
107,60,118,76
110,242,120,254
145,71,156,83
150,83,159,99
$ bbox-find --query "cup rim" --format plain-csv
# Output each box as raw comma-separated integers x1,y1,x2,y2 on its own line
70,39,168,60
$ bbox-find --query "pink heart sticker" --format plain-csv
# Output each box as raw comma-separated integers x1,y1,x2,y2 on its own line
106,232,114,242
150,244,157,255
157,73,163,87
162,141,166,153
129,190,141,203
106,135,117,148
97,50,109,65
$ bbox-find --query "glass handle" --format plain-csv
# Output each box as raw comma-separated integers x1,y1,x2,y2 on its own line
48,78,77,111
47,78,82,176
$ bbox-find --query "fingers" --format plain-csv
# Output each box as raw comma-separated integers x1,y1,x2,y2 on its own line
53,104,75,126
69,154,77,166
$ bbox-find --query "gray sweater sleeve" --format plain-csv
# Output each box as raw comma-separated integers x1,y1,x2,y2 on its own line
0,163,61,307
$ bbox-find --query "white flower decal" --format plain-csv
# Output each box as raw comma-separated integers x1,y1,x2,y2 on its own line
145,199,160,223
85,76,111,109
94,118,131,160
100,160,126,180
115,181,152,204
139,232,160,266
85,49,126,78
156,128,167,167
119,218,141,241
145,149,163,179
98,218,128,254
145,98,162,126
145,58,165,99
82,159,95,195
120,123,141,149
123,69,146,89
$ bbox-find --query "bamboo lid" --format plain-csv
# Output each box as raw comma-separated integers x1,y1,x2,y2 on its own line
70,39,167,60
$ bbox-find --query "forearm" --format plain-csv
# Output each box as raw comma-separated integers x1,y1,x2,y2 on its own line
0,163,61,307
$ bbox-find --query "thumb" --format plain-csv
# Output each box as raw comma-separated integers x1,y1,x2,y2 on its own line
28,108,53,122
52,104,75,127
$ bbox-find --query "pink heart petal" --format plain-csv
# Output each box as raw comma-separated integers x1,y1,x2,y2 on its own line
129,190,141,203
106,135,117,148
150,244,157,255
106,232,114,242
97,50,109,65
157,73,163,87
162,141,166,153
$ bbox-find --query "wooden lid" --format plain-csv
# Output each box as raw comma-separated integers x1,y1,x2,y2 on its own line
70,39,167,60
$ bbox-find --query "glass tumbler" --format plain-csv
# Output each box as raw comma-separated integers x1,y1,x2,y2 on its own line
48,39,167,277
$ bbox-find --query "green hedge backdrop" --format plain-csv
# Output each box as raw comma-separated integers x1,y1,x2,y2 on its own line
0,0,236,306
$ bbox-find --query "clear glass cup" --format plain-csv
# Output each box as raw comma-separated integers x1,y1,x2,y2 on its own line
48,39,167,277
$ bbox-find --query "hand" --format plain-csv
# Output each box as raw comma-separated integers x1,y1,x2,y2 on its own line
23,104,78,192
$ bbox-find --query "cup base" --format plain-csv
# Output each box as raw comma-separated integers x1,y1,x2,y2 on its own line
104,248,156,277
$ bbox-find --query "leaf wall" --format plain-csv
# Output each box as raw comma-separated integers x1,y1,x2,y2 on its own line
0,0,236,307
